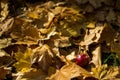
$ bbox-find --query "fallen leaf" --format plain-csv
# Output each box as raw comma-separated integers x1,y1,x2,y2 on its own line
111,34,120,62
89,0,102,8
0,67,11,80
48,62,94,80
13,48,33,72
90,44,102,67
0,50,13,67
0,38,11,49
92,64,119,80
0,18,14,36
0,1,9,22
54,36,71,47
19,68,47,80
32,44,54,72
106,9,116,22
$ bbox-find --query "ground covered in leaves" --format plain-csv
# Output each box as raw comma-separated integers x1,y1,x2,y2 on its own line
0,0,120,80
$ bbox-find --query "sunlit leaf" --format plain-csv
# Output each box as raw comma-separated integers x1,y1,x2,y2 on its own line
90,45,102,67
0,1,9,22
0,38,11,49
13,48,33,72
0,18,14,36
20,68,47,80
92,64,119,80
48,62,94,80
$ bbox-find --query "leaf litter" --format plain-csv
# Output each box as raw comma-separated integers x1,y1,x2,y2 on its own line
0,0,120,80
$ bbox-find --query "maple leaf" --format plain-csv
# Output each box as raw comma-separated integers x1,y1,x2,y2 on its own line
13,48,33,72
48,62,94,80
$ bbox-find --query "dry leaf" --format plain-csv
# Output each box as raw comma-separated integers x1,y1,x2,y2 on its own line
111,34,120,62
76,0,88,4
9,18,40,45
13,48,33,72
80,23,104,46
106,9,116,22
92,64,119,80
66,51,76,61
17,68,47,80
99,23,116,43
32,44,54,71
54,36,71,47
80,23,115,46
0,67,11,80
0,38,11,49
48,62,93,80
89,0,102,8
54,7,85,37
0,50,13,67
90,45,102,67
0,18,14,36
0,1,9,22
95,11,107,21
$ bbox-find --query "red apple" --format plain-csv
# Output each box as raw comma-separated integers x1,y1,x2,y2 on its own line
76,54,89,67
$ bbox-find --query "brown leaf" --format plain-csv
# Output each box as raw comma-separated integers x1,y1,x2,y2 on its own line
89,0,102,8
10,18,40,45
32,44,54,72
111,34,120,62
80,23,104,46
0,50,13,67
0,67,11,80
54,36,71,47
80,23,115,46
0,18,14,36
48,62,94,80
99,23,116,43
106,9,116,22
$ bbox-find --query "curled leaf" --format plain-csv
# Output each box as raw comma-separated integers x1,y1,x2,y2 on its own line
92,64,119,79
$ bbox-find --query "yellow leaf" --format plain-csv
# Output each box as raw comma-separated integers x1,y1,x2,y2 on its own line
0,1,9,21
92,64,119,79
28,12,39,19
13,48,33,72
15,68,47,80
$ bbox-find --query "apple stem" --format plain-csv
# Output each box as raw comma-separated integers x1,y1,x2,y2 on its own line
78,46,87,55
